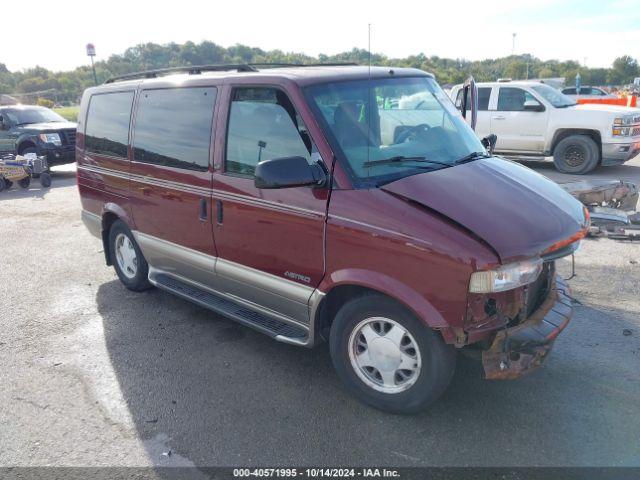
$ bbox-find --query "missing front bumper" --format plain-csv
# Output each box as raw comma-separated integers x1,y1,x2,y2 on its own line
482,276,573,380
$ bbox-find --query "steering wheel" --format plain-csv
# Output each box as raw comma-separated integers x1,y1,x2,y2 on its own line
395,123,431,144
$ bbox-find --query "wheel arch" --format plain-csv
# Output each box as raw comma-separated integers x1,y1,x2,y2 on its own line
550,129,602,159
100,203,133,266
314,269,452,344
17,139,37,154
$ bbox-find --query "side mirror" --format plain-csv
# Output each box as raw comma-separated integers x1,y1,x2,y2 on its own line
254,156,327,189
481,134,497,153
523,100,545,112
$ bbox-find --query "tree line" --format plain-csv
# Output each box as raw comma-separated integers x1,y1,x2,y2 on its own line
1,41,638,104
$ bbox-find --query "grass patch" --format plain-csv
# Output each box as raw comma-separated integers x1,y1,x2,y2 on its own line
54,105,80,122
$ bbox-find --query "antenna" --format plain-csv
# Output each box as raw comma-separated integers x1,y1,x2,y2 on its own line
367,23,372,171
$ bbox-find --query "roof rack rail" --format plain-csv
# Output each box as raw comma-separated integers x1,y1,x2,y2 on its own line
104,64,258,84
247,62,359,68
104,62,361,83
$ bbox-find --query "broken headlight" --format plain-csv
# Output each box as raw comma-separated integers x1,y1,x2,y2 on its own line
469,258,543,293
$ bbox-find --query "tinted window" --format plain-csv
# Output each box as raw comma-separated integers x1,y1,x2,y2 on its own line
85,92,134,157
455,87,491,111
133,87,216,171
225,88,313,177
497,87,540,111
562,88,577,94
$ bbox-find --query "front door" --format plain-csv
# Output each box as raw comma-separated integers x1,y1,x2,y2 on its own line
491,86,549,152
0,112,17,155
455,86,492,140
128,86,218,287
212,86,328,325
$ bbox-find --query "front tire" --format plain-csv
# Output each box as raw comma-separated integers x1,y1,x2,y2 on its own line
108,220,152,291
553,135,599,174
39,172,52,188
18,177,31,189
0,177,6,192
329,294,456,414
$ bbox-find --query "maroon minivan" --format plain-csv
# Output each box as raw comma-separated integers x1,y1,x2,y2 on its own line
77,64,588,413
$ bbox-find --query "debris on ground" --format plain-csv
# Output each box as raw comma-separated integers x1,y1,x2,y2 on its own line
560,180,640,240
561,179,638,210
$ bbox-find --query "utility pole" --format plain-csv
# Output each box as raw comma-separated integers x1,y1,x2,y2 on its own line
86,43,97,85
512,33,516,55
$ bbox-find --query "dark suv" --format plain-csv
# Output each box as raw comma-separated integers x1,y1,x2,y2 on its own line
0,105,77,166
77,64,587,413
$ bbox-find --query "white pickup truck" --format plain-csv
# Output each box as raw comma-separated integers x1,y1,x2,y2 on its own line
450,80,640,174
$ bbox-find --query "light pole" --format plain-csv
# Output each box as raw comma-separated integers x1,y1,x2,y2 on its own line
512,33,517,55
86,43,97,85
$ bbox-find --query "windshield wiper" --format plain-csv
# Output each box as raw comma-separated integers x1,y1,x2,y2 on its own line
454,151,491,165
363,156,452,168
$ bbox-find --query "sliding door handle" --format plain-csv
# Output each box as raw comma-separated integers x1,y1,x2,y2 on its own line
199,198,207,222
216,200,223,224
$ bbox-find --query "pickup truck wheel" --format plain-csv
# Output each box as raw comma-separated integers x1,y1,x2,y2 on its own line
553,135,599,174
108,220,152,291
329,294,456,414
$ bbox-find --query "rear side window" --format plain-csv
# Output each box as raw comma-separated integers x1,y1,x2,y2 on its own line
225,87,313,177
455,87,491,111
133,87,217,171
85,91,134,157
562,88,577,95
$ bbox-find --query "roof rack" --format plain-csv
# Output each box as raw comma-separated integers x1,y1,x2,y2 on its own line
104,64,257,84
104,62,360,84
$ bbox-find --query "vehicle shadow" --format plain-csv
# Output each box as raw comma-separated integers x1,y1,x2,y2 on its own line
97,278,640,468
0,168,76,200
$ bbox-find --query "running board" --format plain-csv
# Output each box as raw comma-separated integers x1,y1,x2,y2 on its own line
150,272,309,346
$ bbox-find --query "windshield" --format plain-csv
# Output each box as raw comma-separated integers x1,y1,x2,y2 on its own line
305,76,486,186
4,107,66,126
531,84,577,108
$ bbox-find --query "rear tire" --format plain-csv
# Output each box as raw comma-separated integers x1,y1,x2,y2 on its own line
4,179,12,190
553,135,599,174
329,294,456,414
108,220,152,291
0,177,5,192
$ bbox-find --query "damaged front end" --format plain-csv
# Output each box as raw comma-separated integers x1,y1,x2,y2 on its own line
481,276,572,379
465,262,573,380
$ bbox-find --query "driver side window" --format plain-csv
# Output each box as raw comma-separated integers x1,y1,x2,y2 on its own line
225,87,314,177
497,87,540,111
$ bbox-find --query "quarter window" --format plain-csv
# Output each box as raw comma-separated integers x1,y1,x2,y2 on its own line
133,87,217,171
225,87,313,177
497,87,540,111
85,91,134,157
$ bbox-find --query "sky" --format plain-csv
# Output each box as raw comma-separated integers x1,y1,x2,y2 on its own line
2,0,639,72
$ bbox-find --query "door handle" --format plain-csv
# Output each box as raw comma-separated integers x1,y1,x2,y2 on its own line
216,200,223,224
492,116,506,120
199,198,207,222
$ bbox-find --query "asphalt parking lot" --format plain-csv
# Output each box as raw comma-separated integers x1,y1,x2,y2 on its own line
1,158,639,468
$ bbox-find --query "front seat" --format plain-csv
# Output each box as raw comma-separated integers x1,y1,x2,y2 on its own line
333,102,371,149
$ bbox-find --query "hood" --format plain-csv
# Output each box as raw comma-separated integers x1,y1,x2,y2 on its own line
16,121,77,131
381,157,587,263
573,103,640,114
